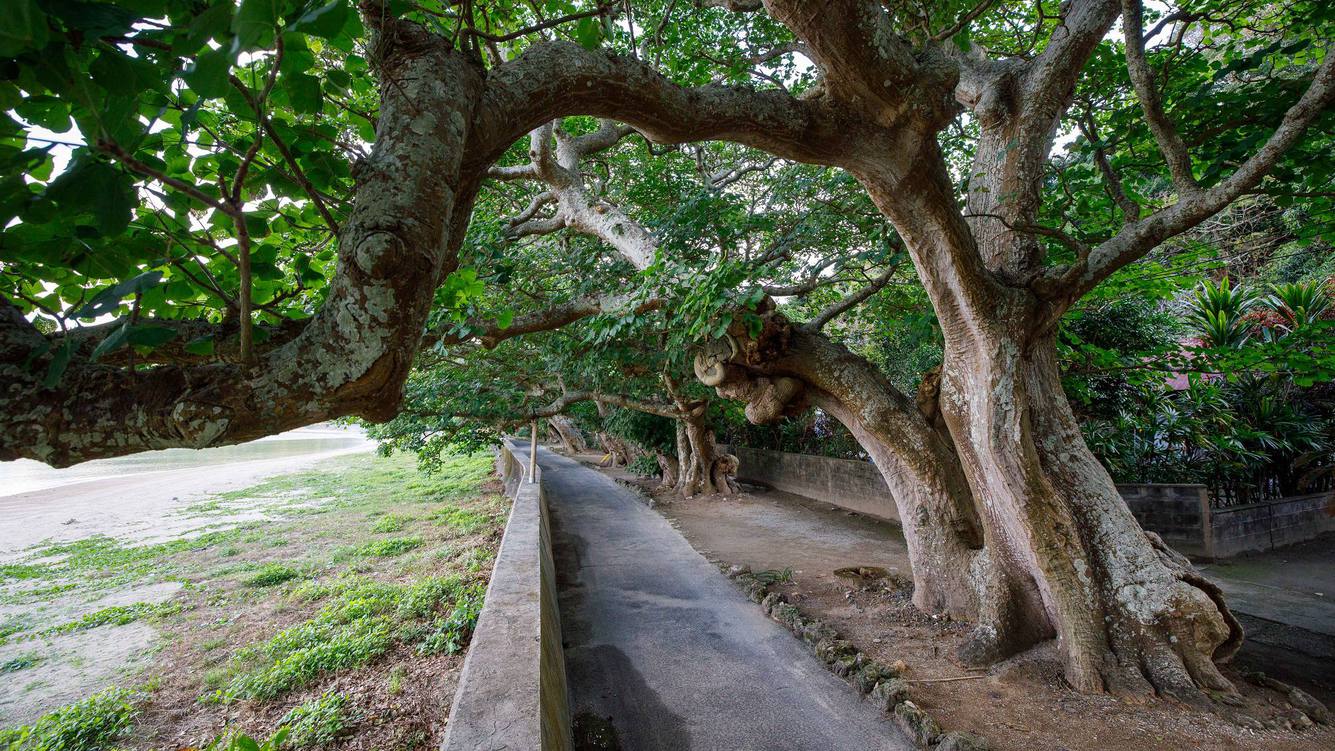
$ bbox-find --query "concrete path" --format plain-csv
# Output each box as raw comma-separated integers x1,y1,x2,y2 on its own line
523,446,909,751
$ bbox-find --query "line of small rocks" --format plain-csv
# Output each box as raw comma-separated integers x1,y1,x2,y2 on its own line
722,563,987,751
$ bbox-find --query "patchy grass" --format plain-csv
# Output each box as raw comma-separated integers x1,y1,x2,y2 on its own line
278,692,356,748
42,602,184,636
345,536,423,559
243,564,303,588
428,505,493,534
370,514,411,533
207,576,478,701
0,687,138,750
0,653,42,675
1,451,505,751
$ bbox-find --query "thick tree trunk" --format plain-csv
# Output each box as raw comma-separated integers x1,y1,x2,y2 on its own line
674,420,694,494
547,416,586,453
696,316,986,620
937,319,1241,697
657,452,680,489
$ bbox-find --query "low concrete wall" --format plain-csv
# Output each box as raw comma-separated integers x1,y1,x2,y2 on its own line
728,446,1334,559
1210,492,1335,558
1117,484,1210,557
442,440,572,751
727,445,901,523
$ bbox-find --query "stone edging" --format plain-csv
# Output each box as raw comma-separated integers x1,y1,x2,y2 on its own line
721,564,988,751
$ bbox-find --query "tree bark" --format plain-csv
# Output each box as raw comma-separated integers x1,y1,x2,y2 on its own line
0,21,485,466
936,312,1241,696
696,313,989,620
547,415,586,453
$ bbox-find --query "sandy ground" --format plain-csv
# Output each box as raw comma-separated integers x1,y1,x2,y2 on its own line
0,426,373,557
578,457,1335,751
0,426,374,726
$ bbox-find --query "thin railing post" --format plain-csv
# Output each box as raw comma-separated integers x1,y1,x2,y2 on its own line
529,419,538,483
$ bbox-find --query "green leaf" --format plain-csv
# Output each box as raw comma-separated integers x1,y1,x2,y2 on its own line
184,335,216,356
952,25,972,53
288,0,349,39
43,341,73,388
232,0,281,51
286,72,322,114
73,270,165,319
185,48,234,99
496,309,514,330
90,322,131,361
0,0,49,57
573,17,602,50
126,324,179,348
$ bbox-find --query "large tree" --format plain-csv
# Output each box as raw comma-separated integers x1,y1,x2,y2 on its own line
3,0,1332,698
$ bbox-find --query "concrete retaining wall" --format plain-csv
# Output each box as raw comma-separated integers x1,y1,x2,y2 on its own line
726,445,901,523
727,446,1334,558
1117,484,1210,557
442,440,572,751
1209,492,1335,558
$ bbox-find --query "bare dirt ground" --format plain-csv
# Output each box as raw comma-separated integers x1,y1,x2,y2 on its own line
607,466,1335,751
1,451,508,751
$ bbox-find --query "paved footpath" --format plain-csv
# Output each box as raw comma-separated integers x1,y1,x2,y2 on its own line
520,446,910,751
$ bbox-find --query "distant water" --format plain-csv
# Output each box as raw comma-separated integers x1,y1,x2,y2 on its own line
0,424,374,497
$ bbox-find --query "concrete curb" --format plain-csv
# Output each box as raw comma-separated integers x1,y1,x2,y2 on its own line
721,564,988,751
441,440,573,751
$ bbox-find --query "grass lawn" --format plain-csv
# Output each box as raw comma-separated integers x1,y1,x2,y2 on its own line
0,452,507,751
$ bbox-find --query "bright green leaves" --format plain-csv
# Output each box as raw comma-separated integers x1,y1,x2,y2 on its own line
0,0,50,57
89,321,179,361
573,17,602,50
285,72,323,114
2,0,365,338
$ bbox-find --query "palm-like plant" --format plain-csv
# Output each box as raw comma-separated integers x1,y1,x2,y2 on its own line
1188,277,1256,348
1266,280,1332,333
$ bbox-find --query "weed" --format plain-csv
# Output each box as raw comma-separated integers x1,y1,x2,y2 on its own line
0,687,137,750
416,584,485,656
42,602,182,636
279,692,354,748
0,615,33,646
1,652,42,674
387,666,406,695
200,637,228,652
208,576,467,701
428,506,491,534
348,536,422,558
753,568,795,585
371,514,411,534
244,564,302,588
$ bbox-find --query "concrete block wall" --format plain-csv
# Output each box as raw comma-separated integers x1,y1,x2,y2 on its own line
442,441,572,751
726,445,901,523
1210,492,1335,558
726,445,1334,559
1116,484,1210,557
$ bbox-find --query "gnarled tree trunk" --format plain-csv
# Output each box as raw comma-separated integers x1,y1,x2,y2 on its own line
936,310,1241,696
547,415,586,453
694,312,988,620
